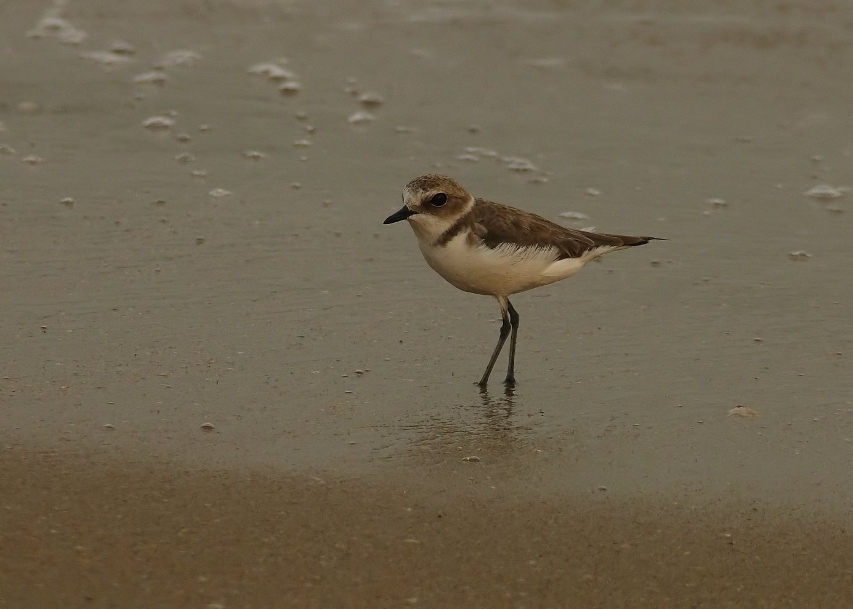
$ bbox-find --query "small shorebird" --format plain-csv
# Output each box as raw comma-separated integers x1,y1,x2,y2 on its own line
384,174,662,387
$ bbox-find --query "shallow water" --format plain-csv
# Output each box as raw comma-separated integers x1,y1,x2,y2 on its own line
2,0,853,605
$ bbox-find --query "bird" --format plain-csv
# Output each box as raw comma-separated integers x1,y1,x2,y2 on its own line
383,174,662,387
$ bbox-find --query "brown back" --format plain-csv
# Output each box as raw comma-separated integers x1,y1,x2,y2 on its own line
437,199,656,259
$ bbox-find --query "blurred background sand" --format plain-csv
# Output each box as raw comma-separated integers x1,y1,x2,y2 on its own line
2,0,852,606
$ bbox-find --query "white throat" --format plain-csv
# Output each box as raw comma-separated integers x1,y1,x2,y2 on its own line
406,195,475,245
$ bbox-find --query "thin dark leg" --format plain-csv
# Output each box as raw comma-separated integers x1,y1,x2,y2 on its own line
504,300,520,386
477,297,511,387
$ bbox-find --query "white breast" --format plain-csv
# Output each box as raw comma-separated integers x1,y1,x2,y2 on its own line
417,231,610,296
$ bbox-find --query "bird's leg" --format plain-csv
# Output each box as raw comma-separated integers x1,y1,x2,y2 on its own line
478,296,511,388
504,299,519,386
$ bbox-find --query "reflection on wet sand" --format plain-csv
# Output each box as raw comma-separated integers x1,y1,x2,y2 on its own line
477,384,517,437
403,385,536,463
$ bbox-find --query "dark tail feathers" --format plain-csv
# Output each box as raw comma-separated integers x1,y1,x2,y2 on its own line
620,235,666,247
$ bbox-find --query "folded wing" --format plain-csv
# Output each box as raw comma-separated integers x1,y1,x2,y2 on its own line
470,199,658,259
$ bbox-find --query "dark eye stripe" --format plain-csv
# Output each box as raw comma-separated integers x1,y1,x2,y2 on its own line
430,193,448,207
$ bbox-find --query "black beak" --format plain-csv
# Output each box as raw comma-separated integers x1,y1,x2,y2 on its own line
384,205,417,224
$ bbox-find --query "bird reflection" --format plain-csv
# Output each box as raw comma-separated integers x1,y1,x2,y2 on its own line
477,383,517,438
404,384,528,462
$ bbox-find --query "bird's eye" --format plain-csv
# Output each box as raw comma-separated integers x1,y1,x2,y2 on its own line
429,193,448,207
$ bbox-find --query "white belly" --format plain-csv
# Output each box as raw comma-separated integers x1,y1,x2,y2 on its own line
417,233,605,296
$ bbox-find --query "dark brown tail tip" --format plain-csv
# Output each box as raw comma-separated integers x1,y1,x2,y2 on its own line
629,236,666,246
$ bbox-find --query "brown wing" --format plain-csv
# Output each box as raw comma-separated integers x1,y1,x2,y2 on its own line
468,199,656,259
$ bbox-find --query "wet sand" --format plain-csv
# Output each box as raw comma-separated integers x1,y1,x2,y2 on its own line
3,0,853,606
3,449,853,608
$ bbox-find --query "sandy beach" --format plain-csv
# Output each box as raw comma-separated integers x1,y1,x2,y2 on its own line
2,0,853,606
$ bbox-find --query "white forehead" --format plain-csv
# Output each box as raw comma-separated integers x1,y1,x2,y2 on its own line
402,183,429,206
